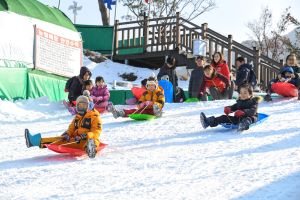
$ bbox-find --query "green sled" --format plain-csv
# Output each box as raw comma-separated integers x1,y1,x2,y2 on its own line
185,98,199,103
128,113,156,120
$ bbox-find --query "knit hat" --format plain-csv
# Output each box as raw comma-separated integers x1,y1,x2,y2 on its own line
76,95,89,115
82,90,90,97
146,79,158,90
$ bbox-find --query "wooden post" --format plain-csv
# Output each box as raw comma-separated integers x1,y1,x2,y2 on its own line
176,12,180,50
201,23,207,40
112,20,119,58
227,34,233,70
253,47,261,84
143,15,149,53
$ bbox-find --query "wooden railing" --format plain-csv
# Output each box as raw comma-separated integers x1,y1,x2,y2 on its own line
113,12,284,88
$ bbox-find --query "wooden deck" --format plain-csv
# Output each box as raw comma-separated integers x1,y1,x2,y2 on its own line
113,12,283,88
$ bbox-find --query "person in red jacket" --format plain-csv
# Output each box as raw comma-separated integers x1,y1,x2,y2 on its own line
211,52,230,80
200,65,230,100
211,52,234,98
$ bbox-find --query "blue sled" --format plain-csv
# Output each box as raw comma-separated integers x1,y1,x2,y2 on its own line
158,80,173,103
221,113,269,129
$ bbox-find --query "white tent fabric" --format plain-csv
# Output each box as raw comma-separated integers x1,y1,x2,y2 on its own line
0,11,82,76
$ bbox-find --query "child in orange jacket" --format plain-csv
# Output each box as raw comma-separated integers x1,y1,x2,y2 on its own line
25,95,102,158
109,76,165,118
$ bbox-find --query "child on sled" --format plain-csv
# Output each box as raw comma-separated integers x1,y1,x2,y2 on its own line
108,76,165,118
200,83,261,131
264,66,300,101
25,95,102,158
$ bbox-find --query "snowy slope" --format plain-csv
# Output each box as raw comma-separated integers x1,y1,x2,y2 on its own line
84,57,190,90
1,97,300,200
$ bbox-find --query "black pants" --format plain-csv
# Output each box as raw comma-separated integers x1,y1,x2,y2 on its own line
209,87,229,100
209,115,255,127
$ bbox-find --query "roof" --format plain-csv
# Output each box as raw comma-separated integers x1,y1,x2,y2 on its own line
0,0,76,31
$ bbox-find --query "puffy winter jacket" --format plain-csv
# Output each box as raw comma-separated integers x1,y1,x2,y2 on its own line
229,96,260,121
201,70,230,93
211,61,230,80
137,87,165,109
65,67,92,103
91,85,110,103
235,63,257,88
66,109,102,148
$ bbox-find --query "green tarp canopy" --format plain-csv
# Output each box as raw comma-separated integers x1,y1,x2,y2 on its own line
0,0,76,31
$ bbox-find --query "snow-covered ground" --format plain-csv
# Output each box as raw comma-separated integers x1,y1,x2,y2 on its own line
1,97,300,200
84,57,190,90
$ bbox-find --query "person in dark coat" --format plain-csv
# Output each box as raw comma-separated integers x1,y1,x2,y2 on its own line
65,66,92,105
157,56,178,88
235,57,257,90
200,83,261,131
157,56,182,101
188,56,205,100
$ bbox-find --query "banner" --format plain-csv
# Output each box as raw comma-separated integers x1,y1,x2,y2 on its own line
34,26,82,77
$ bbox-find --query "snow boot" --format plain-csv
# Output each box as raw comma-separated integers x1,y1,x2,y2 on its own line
112,109,125,119
237,118,252,132
25,129,41,148
264,94,272,102
209,87,220,100
85,139,97,158
153,104,162,117
200,112,214,129
106,102,114,112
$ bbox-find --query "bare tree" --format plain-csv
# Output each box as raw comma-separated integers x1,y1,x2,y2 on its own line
284,14,300,57
120,0,215,22
246,7,293,61
98,0,110,25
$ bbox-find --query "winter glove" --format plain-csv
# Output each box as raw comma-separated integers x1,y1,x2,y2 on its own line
74,133,87,144
234,110,245,117
224,106,232,115
96,96,103,102
145,101,153,106
138,102,146,108
61,132,70,142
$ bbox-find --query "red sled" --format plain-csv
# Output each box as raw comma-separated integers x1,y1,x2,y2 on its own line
45,143,107,157
131,87,146,99
63,100,77,115
271,82,298,97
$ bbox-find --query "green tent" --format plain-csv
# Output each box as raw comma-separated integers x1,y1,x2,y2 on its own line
0,0,78,101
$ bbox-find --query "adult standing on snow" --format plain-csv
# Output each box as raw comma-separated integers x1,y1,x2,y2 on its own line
25,95,102,158
188,56,205,100
65,66,92,105
158,56,183,102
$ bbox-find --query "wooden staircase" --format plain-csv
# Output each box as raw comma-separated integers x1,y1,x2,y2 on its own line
113,12,284,89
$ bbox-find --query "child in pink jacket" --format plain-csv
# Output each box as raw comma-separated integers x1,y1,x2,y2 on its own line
91,76,110,110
